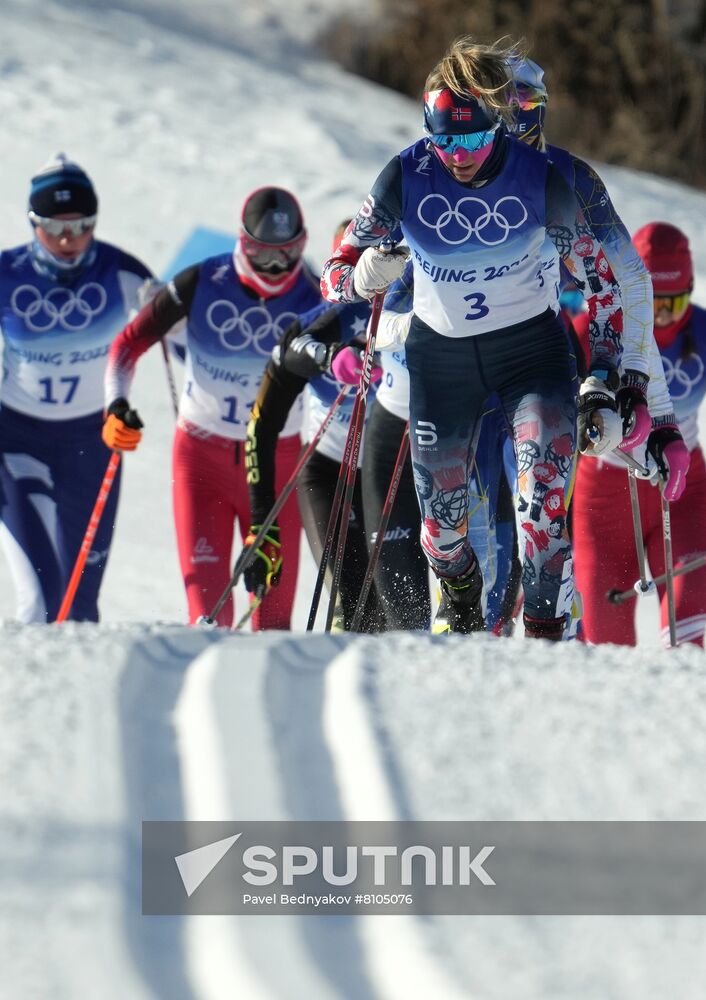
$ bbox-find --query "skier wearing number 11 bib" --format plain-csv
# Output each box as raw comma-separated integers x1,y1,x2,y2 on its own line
103,187,321,628
322,36,640,640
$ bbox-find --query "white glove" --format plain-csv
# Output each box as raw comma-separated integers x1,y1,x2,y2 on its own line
137,277,165,308
353,247,409,301
577,375,623,456
375,309,413,350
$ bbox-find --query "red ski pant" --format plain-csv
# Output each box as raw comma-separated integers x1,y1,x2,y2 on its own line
172,424,302,628
572,447,706,646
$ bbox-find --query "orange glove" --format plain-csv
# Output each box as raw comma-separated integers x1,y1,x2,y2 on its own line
102,398,144,451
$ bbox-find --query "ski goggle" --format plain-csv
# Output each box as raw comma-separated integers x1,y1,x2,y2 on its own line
654,291,690,315
425,123,500,155
512,84,547,111
28,211,97,237
239,229,306,273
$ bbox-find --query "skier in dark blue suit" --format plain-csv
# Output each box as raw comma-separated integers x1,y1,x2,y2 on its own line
322,36,640,640
0,154,152,622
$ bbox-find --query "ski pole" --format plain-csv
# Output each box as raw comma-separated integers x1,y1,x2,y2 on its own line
618,451,650,477
626,466,655,596
306,292,385,632
160,339,179,417
56,452,121,623
323,291,385,632
350,422,409,632
231,584,267,632
305,391,363,631
660,480,678,647
607,553,706,605
199,383,352,626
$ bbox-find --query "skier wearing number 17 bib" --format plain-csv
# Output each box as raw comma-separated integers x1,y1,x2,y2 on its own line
0,153,153,623
322,36,637,640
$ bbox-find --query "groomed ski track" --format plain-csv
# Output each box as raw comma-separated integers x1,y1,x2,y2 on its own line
3,625,706,999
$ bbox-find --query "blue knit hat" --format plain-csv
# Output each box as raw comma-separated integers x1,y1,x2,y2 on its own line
29,153,98,218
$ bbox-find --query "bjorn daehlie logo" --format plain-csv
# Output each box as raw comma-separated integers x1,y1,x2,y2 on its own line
414,421,438,447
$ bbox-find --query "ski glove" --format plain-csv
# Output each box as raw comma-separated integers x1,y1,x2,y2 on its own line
137,277,165,308
278,333,334,380
616,369,651,451
242,525,282,594
353,246,409,301
577,374,623,456
642,420,690,502
376,309,413,351
102,398,144,451
330,345,383,386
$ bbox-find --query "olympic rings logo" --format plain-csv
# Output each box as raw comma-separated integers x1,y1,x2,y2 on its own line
417,193,528,246
662,354,705,400
206,301,297,356
11,283,108,332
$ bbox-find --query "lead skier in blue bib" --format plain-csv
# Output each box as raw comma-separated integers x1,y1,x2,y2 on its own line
0,154,152,622
322,36,644,640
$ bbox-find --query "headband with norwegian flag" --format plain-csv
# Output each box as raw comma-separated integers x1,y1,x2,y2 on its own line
423,88,498,136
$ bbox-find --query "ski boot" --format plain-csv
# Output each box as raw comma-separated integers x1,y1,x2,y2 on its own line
523,613,565,641
432,559,485,635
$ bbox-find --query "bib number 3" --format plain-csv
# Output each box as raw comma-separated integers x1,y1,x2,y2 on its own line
463,291,489,321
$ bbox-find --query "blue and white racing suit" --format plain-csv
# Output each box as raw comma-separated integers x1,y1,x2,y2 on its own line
0,239,151,621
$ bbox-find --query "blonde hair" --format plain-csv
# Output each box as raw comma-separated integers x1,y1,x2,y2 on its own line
425,35,526,126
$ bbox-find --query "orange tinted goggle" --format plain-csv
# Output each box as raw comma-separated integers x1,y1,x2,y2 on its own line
654,292,690,314
512,84,547,111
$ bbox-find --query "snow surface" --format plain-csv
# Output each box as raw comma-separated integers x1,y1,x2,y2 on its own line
2,1,706,997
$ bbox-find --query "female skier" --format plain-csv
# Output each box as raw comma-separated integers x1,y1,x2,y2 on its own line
572,222,700,646
104,186,321,627
0,153,153,622
321,36,650,640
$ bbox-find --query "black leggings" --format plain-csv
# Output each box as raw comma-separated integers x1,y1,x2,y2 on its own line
297,449,383,632
361,402,431,630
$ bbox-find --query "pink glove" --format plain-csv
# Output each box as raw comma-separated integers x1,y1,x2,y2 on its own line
330,345,383,386
646,421,690,502
617,370,651,451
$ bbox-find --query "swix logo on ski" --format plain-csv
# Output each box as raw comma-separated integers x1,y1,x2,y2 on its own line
191,537,219,564
414,421,438,448
370,525,413,543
